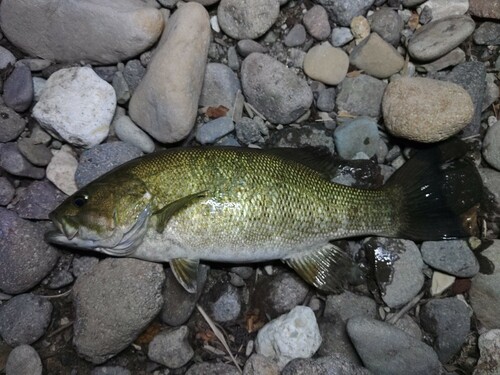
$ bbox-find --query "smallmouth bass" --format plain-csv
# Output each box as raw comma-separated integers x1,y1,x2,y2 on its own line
46,141,481,292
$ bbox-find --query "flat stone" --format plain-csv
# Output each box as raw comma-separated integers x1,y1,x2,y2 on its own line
2,64,33,112
13,180,66,220
336,74,387,118
369,8,404,46
420,298,471,363
483,121,500,171
346,317,441,374
32,67,116,148
129,2,210,143
217,0,280,40
469,0,500,19
5,345,42,375
0,0,163,64
236,40,268,57
408,15,475,62
0,142,45,179
382,77,474,142
416,48,466,73
421,240,480,278
46,145,78,195
241,53,313,124
334,117,380,159
303,5,331,41
350,32,404,79
470,240,500,330
0,105,27,142
17,137,53,167
113,116,155,154
316,0,376,27
73,258,165,364
75,141,142,188
195,117,235,145
303,42,349,85
148,326,194,369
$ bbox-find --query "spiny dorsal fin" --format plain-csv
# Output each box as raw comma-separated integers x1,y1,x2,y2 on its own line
154,190,208,234
284,243,357,293
170,258,200,294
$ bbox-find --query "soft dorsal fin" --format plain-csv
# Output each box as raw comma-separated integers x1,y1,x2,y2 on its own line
170,258,200,294
154,190,208,234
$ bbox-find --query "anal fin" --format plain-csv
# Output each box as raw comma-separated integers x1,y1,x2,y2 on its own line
170,258,200,294
284,243,358,293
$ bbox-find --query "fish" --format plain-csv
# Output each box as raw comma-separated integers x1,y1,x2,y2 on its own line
45,140,482,293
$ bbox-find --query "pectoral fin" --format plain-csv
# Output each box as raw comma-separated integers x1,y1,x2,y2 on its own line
284,243,359,293
170,258,200,294
154,191,208,234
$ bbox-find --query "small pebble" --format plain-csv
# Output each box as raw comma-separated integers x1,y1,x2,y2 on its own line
421,240,480,278
0,142,45,179
350,16,370,40
46,145,79,195
336,74,387,118
284,24,307,47
0,45,16,70
112,71,131,105
317,0,376,27
196,117,235,145
316,87,336,112
369,7,404,46
148,326,194,369
236,40,268,57
303,5,331,41
0,105,27,142
303,42,349,85
416,48,466,73
0,177,15,206
17,58,51,72
430,271,456,296
17,137,53,167
114,116,155,154
2,64,33,112
122,59,146,93
334,117,380,160
330,27,354,47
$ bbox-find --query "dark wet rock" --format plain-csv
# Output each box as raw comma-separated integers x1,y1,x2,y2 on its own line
446,61,486,138
317,0,376,27
364,238,425,308
0,105,26,142
281,355,371,375
196,117,235,145
469,240,500,330
243,353,280,375
0,293,53,346
347,317,441,374
336,74,387,118
17,137,53,167
230,266,253,280
2,64,33,112
0,177,15,206
0,143,45,179
75,141,143,188
13,180,66,220
5,345,42,375
241,53,313,125
420,240,480,278
200,63,241,110
148,325,193,369
0,208,59,294
186,362,240,375
72,258,165,364
267,124,335,154
72,256,100,278
334,117,380,160
122,59,146,93
369,8,403,46
160,265,208,326
330,158,383,189
420,297,471,363
253,272,309,318
93,66,119,83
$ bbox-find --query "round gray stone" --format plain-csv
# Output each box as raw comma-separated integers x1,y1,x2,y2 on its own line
195,117,235,145
474,22,500,45
316,0,376,27
5,345,42,375
316,88,336,112
369,8,403,46
73,258,165,364
17,137,53,167
336,74,387,118
0,293,53,346
0,177,15,206
0,143,45,179
236,40,268,57
217,0,280,40
330,27,354,47
284,24,307,47
13,180,66,220
334,117,380,159
241,53,313,124
148,326,194,369
199,63,241,109
0,208,60,294
0,45,16,70
346,317,441,375
420,298,471,363
75,141,142,188
303,5,331,41
2,64,33,112
408,15,475,62
113,116,155,154
420,240,480,278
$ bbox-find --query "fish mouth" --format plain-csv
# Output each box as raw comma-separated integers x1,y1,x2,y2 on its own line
45,206,151,256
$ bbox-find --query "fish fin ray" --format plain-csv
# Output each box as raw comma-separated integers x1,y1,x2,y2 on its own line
154,190,208,234
170,258,200,294
284,243,355,293
384,138,482,240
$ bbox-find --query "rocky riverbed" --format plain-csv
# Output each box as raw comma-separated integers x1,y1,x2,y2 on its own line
0,0,499,374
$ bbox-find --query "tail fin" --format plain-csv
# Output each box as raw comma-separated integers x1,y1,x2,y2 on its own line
384,139,482,241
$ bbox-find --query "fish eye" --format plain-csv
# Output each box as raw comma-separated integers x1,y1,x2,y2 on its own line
73,194,88,208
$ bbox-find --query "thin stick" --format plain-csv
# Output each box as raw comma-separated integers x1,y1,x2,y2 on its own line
387,291,425,325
